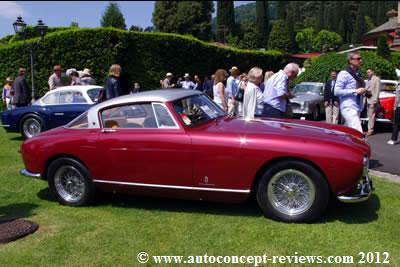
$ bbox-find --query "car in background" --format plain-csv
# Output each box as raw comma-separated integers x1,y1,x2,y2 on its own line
20,89,372,222
288,82,325,121
361,79,397,123
0,85,102,139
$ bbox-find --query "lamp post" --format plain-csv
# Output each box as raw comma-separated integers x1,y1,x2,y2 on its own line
13,16,48,101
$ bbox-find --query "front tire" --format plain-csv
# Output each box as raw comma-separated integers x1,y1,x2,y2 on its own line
47,157,95,206
20,115,44,139
256,160,329,222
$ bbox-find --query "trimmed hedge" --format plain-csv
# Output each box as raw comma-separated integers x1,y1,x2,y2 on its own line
0,28,284,96
293,52,397,87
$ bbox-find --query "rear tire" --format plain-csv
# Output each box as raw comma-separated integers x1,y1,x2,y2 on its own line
47,157,95,206
256,160,329,222
20,115,44,139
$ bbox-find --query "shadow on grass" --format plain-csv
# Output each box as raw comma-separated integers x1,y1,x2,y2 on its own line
0,203,38,222
9,136,23,141
320,194,380,224
36,188,380,223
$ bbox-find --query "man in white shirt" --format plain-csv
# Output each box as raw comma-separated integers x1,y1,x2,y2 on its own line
179,73,195,90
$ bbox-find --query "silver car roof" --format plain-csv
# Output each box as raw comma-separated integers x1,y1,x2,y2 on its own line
86,89,202,128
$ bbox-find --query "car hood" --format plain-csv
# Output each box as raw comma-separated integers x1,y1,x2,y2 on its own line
198,117,368,150
290,93,321,103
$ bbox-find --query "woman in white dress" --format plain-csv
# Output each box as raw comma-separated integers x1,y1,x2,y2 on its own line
243,67,264,120
213,69,228,112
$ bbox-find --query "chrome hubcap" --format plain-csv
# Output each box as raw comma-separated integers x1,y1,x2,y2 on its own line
54,166,85,203
23,118,41,138
267,169,315,216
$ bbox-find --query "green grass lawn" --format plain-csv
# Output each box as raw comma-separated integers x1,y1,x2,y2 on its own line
0,128,399,267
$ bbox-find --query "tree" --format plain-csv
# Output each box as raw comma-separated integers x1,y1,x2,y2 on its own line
364,16,376,32
144,26,155,32
70,22,79,28
313,30,343,52
227,19,259,49
316,2,324,32
256,0,269,48
129,25,143,32
268,19,290,51
152,1,214,40
276,1,288,20
217,1,235,42
351,2,367,44
377,35,391,60
296,28,315,53
101,2,127,30
286,3,297,52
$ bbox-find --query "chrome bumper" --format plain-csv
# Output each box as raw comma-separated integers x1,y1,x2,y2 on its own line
20,169,41,179
337,175,373,203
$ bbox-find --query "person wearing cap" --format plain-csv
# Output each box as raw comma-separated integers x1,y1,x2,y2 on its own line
13,68,31,107
161,73,175,89
179,73,195,90
2,77,14,110
48,64,68,90
80,68,96,85
226,66,240,116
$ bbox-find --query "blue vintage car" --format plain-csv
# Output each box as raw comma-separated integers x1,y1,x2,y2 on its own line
1,85,102,139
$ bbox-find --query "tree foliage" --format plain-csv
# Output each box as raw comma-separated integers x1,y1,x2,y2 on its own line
216,1,235,42
256,0,269,48
268,19,290,51
152,1,214,40
227,20,259,50
313,30,343,52
296,28,315,53
377,35,391,60
101,2,127,30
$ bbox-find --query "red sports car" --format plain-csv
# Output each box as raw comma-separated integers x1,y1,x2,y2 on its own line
20,90,372,222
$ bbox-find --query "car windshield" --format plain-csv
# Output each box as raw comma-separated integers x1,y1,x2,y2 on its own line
172,94,225,127
293,84,321,95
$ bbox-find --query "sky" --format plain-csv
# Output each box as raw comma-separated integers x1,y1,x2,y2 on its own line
0,1,254,38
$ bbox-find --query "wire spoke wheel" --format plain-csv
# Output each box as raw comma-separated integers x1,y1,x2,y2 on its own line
267,169,316,216
22,118,41,138
54,166,86,203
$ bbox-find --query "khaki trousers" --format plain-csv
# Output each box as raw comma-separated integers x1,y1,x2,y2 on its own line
367,104,376,132
325,104,339,124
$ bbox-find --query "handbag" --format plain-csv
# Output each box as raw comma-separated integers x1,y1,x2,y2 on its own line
234,88,244,102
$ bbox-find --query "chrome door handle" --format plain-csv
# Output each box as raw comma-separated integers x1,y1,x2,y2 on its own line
54,113,64,116
101,128,117,133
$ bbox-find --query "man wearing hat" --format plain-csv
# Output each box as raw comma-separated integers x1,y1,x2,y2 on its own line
80,68,96,85
161,72,175,89
179,73,195,90
2,77,14,110
226,66,241,116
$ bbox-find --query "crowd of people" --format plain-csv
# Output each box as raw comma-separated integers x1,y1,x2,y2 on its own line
2,53,400,144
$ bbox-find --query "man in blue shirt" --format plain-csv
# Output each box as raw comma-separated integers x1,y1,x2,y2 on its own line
263,63,299,118
226,66,240,116
334,51,367,133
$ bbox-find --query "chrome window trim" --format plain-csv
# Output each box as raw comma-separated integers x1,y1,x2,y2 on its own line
93,179,250,194
152,102,180,129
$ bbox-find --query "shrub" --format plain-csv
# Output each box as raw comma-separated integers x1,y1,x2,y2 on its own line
292,51,397,87
0,28,284,97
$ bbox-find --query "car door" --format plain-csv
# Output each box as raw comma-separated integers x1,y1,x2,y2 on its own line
95,102,193,187
46,90,90,128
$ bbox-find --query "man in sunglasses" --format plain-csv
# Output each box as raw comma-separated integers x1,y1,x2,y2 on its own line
48,64,67,90
334,51,367,133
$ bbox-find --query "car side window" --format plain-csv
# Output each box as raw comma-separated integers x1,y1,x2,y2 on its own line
153,103,177,128
101,103,157,129
72,92,87,104
42,92,60,105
